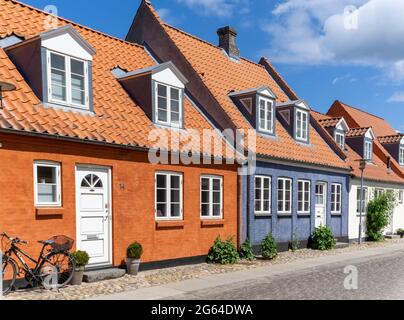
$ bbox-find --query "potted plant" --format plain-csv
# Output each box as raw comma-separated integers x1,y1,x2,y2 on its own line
126,242,143,275
397,229,404,238
70,250,90,286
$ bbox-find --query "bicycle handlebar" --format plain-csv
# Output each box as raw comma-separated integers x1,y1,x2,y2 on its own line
1,233,28,245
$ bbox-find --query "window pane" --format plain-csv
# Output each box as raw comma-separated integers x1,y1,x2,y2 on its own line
38,184,57,203
263,200,270,212
72,88,85,105
213,191,221,204
157,175,167,188
213,204,221,216
171,204,181,217
255,200,261,212
158,84,167,97
71,59,84,75
171,176,180,189
201,204,210,217
51,54,65,70
171,189,180,203
202,190,210,204
37,166,56,184
157,189,166,203
213,179,221,191
202,178,210,190
171,88,179,101
156,204,167,217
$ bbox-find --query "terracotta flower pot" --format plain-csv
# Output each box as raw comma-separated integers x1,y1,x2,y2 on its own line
126,258,141,276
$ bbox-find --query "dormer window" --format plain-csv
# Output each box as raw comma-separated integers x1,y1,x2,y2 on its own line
335,131,345,149
296,109,309,142
47,51,89,109
258,96,274,134
155,82,182,128
399,146,404,165
364,140,373,161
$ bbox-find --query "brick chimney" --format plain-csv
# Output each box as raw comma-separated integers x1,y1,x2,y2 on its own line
217,26,240,59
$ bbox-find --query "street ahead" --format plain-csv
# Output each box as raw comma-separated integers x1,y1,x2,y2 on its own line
168,250,404,300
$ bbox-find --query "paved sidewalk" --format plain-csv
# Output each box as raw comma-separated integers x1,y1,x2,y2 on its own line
91,242,404,300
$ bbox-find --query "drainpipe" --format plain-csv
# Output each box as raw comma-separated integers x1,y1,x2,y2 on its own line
246,172,251,241
237,174,243,248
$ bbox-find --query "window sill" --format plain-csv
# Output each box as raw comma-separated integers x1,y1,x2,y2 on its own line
255,214,272,218
277,214,292,218
156,220,185,230
331,213,342,217
297,213,311,218
201,220,225,227
36,208,64,218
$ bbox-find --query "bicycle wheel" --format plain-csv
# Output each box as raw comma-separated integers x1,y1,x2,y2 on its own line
2,256,17,294
39,252,75,289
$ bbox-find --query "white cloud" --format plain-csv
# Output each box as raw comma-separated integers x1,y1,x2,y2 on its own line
262,0,404,81
388,92,404,103
177,0,249,18
332,74,357,85
156,8,178,25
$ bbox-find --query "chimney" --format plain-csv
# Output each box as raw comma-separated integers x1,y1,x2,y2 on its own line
217,26,240,59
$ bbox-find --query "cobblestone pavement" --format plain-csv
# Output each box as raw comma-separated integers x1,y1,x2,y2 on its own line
6,239,404,300
170,250,404,300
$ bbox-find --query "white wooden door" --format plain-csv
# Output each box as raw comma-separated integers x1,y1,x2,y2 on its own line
315,183,327,228
76,166,111,266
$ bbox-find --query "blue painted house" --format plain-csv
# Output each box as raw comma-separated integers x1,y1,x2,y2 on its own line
128,0,352,250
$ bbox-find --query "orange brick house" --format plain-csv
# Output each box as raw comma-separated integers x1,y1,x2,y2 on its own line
0,0,240,269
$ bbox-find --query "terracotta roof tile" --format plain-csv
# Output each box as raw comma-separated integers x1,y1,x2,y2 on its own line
156,20,349,170
346,127,371,137
378,134,404,144
0,0,231,159
313,110,404,184
318,117,343,129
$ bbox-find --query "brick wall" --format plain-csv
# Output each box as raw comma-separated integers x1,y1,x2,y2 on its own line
0,132,239,265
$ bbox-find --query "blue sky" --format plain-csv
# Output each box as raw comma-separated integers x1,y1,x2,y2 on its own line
21,0,404,131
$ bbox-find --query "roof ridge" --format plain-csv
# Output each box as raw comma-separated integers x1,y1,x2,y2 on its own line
8,0,145,50
336,100,386,121
163,23,266,70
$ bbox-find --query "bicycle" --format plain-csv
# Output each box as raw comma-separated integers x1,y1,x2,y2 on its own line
1,233,76,294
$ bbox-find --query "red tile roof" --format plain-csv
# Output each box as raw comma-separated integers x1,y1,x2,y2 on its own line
0,0,231,158
142,2,350,171
346,127,372,138
318,117,343,129
378,134,404,144
313,111,403,184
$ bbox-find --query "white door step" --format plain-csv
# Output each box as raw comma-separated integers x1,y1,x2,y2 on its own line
83,268,126,283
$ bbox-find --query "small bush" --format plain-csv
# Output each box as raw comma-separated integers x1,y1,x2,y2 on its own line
127,242,143,259
71,250,90,268
397,228,404,236
289,232,300,252
207,236,239,265
311,226,336,251
261,233,278,260
239,239,255,261
367,193,396,242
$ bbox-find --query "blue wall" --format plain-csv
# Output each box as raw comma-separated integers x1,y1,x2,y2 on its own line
242,161,350,247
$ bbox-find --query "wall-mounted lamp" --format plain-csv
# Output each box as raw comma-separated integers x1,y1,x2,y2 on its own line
0,81,16,109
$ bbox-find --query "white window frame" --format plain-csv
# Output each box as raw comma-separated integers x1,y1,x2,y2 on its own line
356,187,368,215
47,50,89,110
154,82,183,128
200,175,223,219
295,109,309,142
155,172,183,221
399,190,404,204
297,180,311,214
331,183,342,214
258,96,274,134
364,140,373,161
33,161,61,207
255,176,272,215
278,178,292,214
399,146,404,165
335,132,345,149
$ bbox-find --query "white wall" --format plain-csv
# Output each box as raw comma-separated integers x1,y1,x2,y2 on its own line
349,179,404,240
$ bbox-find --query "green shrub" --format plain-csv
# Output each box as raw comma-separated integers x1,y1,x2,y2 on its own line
289,232,300,252
207,236,239,265
239,239,255,261
127,242,143,259
311,226,336,250
397,228,404,236
71,250,90,268
261,233,277,260
366,193,396,242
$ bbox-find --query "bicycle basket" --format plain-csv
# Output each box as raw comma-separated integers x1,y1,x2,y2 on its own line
48,235,74,252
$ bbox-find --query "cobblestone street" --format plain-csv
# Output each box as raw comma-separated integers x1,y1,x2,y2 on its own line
169,250,404,300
